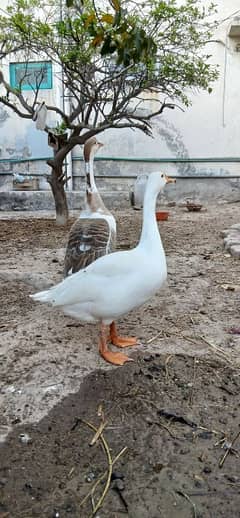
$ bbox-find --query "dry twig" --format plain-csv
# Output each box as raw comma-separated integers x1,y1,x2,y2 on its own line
89,419,108,446
197,425,224,437
157,420,180,439
79,447,128,514
199,335,235,366
146,330,164,344
176,490,198,518
219,429,240,468
179,332,238,368
80,419,113,517
164,354,173,380
77,418,128,517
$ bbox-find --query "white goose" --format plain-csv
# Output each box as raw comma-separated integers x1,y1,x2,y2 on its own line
31,172,175,365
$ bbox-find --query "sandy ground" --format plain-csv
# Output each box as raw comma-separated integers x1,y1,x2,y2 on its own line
0,203,240,517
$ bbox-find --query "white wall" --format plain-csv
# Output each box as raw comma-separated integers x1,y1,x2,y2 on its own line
97,0,240,166
1,0,240,179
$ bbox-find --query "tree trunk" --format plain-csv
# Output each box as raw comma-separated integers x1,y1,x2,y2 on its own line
48,165,69,225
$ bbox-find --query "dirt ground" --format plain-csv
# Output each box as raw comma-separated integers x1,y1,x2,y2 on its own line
0,203,240,517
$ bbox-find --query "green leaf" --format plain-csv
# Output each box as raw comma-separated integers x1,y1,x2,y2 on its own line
101,14,114,24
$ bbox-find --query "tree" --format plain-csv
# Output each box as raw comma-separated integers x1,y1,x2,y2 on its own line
0,0,218,224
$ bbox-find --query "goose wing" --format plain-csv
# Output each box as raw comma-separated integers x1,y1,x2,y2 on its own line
33,247,142,307
64,217,116,276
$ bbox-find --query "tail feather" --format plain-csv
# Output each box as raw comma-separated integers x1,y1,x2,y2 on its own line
30,286,56,304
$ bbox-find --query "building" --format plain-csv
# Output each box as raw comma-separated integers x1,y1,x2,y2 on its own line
0,0,240,209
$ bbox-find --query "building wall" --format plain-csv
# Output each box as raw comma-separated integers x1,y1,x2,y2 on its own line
0,0,240,201
96,0,240,175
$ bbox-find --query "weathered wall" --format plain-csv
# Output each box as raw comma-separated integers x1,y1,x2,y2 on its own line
1,0,240,210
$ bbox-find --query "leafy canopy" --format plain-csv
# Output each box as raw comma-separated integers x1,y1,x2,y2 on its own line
0,0,218,140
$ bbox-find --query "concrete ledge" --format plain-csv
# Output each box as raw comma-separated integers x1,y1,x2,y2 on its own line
0,190,131,211
0,176,240,211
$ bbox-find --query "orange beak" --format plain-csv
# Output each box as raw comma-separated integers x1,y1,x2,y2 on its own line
165,175,176,184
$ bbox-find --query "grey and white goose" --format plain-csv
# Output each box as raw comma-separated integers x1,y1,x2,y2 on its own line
64,136,135,348
64,136,116,276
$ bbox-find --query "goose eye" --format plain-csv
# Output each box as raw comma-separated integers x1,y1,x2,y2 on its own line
161,174,164,178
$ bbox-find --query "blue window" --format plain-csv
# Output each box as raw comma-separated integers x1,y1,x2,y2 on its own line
9,61,52,90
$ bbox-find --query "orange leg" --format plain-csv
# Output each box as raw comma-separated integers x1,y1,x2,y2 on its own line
99,323,134,365
109,321,138,348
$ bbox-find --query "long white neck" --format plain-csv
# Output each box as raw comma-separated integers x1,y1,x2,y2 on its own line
85,155,98,193
83,153,109,215
139,182,164,252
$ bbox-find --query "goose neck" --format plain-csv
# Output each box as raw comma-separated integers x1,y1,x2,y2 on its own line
140,184,162,247
85,156,97,193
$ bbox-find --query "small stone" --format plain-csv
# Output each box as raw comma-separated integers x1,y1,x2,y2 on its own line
195,479,203,488
224,238,240,251
179,448,190,455
148,364,163,373
225,475,239,483
143,355,154,362
111,471,124,481
64,502,76,513
85,472,95,483
152,463,165,473
203,466,212,474
12,418,21,425
223,441,232,450
198,452,206,462
145,373,153,380
145,416,153,425
19,433,32,444
230,245,240,259
230,223,240,230
224,230,240,239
